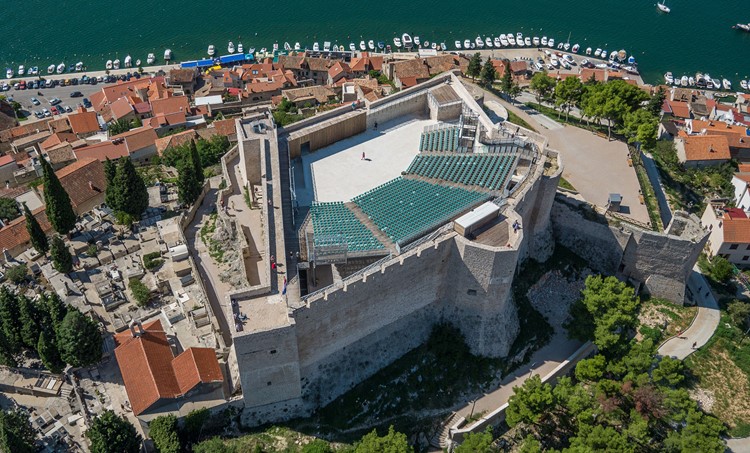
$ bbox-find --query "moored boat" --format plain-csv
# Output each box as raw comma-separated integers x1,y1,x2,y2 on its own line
594,48,602,57
75,62,83,71
238,43,244,53
283,42,291,51
507,35,516,46
733,23,750,32
585,47,592,55
414,36,421,46
359,40,366,51
378,41,385,50
723,78,732,90
323,42,331,52
464,39,471,48
368,40,375,50
541,36,548,46
525,37,531,46
740,80,748,90
349,42,356,51
164,49,172,60
485,37,493,47
680,75,688,86
402,33,413,49
533,36,540,46
393,36,402,48
494,37,502,47
112,59,120,70
712,77,721,89
124,55,132,68
563,42,570,51
18,65,24,76
5,68,12,79
500,34,509,46
147,53,155,64
475,36,484,48
208,45,215,56
294,42,300,51
135,59,141,67
228,41,235,53
657,2,671,13
572,43,580,53
455,40,462,49
548,38,555,48
56,63,65,74
313,42,320,52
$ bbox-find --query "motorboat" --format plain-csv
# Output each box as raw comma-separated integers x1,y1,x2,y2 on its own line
366,40,374,50
712,77,721,89
124,55,132,67
628,56,636,64
525,37,532,46
349,42,356,51
657,2,670,13
485,37,493,47
402,33,413,49
733,23,750,32
75,62,83,71
273,42,279,52
423,40,430,48
541,36,548,46
609,51,617,62
680,75,688,86
563,42,570,51
113,59,120,70
208,45,215,56
516,32,523,44
550,55,560,67
464,39,471,48
260,47,267,54
431,42,438,50
135,59,141,67
68,63,76,73
359,41,366,51
455,40,462,49
29,66,38,75
585,47,592,55
238,43,244,53
548,38,555,48
600,49,607,59
56,63,65,74
378,41,385,50
618,50,627,62
248,47,255,54
294,42,301,51
500,35,509,46
494,37,502,47
440,42,447,50
147,53,155,64
723,78,732,90
623,66,639,75
533,36,540,46
18,65,24,76
507,35,516,46
740,80,748,90
5,68,12,79
572,43,580,53
393,37,402,48
557,42,564,49
414,36,421,46
386,44,392,53
688,76,695,86
164,49,172,60
333,45,340,52
280,42,288,51
475,36,484,48
228,41,236,53
313,42,320,52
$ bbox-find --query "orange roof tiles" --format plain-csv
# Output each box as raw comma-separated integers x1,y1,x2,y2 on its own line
150,96,189,117
209,119,236,137
0,154,15,167
172,348,223,394
74,140,129,162
668,100,691,119
41,132,77,151
680,134,731,161
68,109,100,135
111,126,158,153
0,207,52,253
155,130,198,155
109,98,134,121
722,212,750,244
54,158,106,211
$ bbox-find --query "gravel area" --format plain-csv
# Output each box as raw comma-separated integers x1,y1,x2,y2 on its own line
527,269,590,332
689,387,716,412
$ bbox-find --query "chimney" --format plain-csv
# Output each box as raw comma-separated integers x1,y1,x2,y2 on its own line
129,319,145,337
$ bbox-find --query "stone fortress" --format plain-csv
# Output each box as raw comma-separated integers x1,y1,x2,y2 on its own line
218,71,708,425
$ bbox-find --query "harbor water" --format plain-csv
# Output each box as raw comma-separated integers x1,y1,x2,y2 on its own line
0,0,749,85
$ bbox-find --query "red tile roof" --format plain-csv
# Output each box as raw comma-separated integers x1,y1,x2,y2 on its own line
114,319,223,415
54,158,107,211
668,100,691,119
0,207,52,253
150,96,189,117
74,140,129,162
155,130,198,155
680,134,731,161
722,212,750,243
68,109,100,135
111,126,158,153
0,154,15,167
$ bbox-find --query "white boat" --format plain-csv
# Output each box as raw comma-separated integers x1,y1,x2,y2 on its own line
135,59,141,67
600,49,607,59
680,75,688,86
431,42,438,50
563,42,570,51
499,34,508,46
688,76,695,86
56,63,65,74
349,42,356,51
723,78,732,90
324,42,331,51
440,42,446,50
294,42,300,51
595,63,608,69
741,80,748,90
29,66,38,75
113,59,120,70
5,68,12,79
378,41,385,50
548,38,555,48
402,33,413,48
525,37,532,46
248,47,255,54
664,72,674,84
333,45,339,52
494,37,502,47
475,36,484,48
124,55,132,68
550,55,560,67
533,36,540,46
238,43,244,53
541,36,548,46
414,36,421,46
208,45,215,56
557,42,564,49
75,62,83,71
455,40,462,49
393,37,402,47
609,51,617,62
563,54,575,64
581,59,590,67
657,2,670,13
507,35,516,46
368,40,375,50
572,44,580,53
516,32,523,43
313,42,320,52
359,40,366,51
624,66,639,75
260,47,267,54
585,47,592,55
713,78,722,89
273,42,279,51
461,39,468,49
228,41,235,53
164,49,172,60
485,37,493,47
284,42,292,51
147,53,155,64
18,65,24,76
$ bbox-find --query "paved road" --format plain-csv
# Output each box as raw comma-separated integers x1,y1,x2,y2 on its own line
727,437,750,452
657,267,720,360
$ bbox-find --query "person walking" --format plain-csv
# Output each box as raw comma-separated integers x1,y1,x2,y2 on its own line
361,152,366,160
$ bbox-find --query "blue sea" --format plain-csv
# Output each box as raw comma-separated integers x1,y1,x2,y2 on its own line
0,0,749,85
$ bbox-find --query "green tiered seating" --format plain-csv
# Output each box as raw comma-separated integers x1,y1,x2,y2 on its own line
418,126,461,152
404,153,517,191
311,202,384,252
352,177,488,244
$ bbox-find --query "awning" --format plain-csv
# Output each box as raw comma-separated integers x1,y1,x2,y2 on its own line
180,61,198,68
219,53,253,64
196,59,215,68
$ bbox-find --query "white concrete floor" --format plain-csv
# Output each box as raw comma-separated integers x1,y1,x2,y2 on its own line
296,116,432,204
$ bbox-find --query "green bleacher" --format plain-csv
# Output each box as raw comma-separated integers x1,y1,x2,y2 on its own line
311,202,384,252
405,153,517,191
419,126,461,152
352,177,488,244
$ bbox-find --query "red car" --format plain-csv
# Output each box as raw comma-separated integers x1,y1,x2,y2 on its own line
49,106,59,115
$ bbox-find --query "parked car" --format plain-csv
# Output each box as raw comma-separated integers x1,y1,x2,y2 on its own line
64,105,72,113
82,98,92,108
49,97,61,105
69,91,82,98
42,108,51,117
30,97,40,105
34,110,43,118
50,106,59,115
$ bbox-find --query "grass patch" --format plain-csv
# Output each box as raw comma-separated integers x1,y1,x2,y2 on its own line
200,213,225,263
244,186,253,209
558,177,576,191
637,297,698,341
506,109,537,133
211,426,346,452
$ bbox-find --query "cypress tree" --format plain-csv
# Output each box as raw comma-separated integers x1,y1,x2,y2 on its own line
111,157,148,218
189,139,204,186
480,58,497,87
17,296,40,350
0,408,36,453
41,292,68,333
57,310,102,367
23,203,48,254
0,287,21,354
103,158,118,209
40,157,76,234
467,53,482,80
501,60,514,94
37,329,65,373
177,159,201,205
50,235,73,274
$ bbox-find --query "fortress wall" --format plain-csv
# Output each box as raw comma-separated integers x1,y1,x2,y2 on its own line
288,111,367,159
367,93,429,127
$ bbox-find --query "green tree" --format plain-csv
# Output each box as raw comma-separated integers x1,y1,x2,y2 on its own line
189,139,204,186
50,235,73,274
500,60,513,94
177,158,201,205
647,87,666,117
566,424,634,453
728,300,750,328
652,356,684,387
621,109,658,150
0,408,36,453
519,435,542,453
529,71,556,108
86,410,142,453
554,76,584,121
664,409,724,453
707,255,733,283
302,439,334,453
182,408,210,445
23,203,48,254
17,296,39,349
455,426,494,452
506,375,555,427
193,437,236,453
467,53,482,81
41,292,68,333
103,157,118,208
508,83,522,103
107,118,135,136
128,278,150,307
110,157,149,219
575,354,606,382
57,310,102,367
354,426,412,453
5,263,27,285
0,287,21,354
37,329,65,373
149,415,181,453
40,157,76,234
480,58,497,87
0,197,20,222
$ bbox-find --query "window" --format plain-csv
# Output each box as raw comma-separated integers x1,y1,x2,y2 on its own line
267,381,272,386
270,350,277,355
730,244,739,250
746,244,750,250
467,289,477,296
743,256,749,261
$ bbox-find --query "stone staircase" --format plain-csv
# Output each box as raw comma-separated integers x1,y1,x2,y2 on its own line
429,412,462,450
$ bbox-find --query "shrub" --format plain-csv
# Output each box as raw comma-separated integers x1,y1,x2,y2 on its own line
143,252,163,271
128,278,150,306
5,264,28,284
